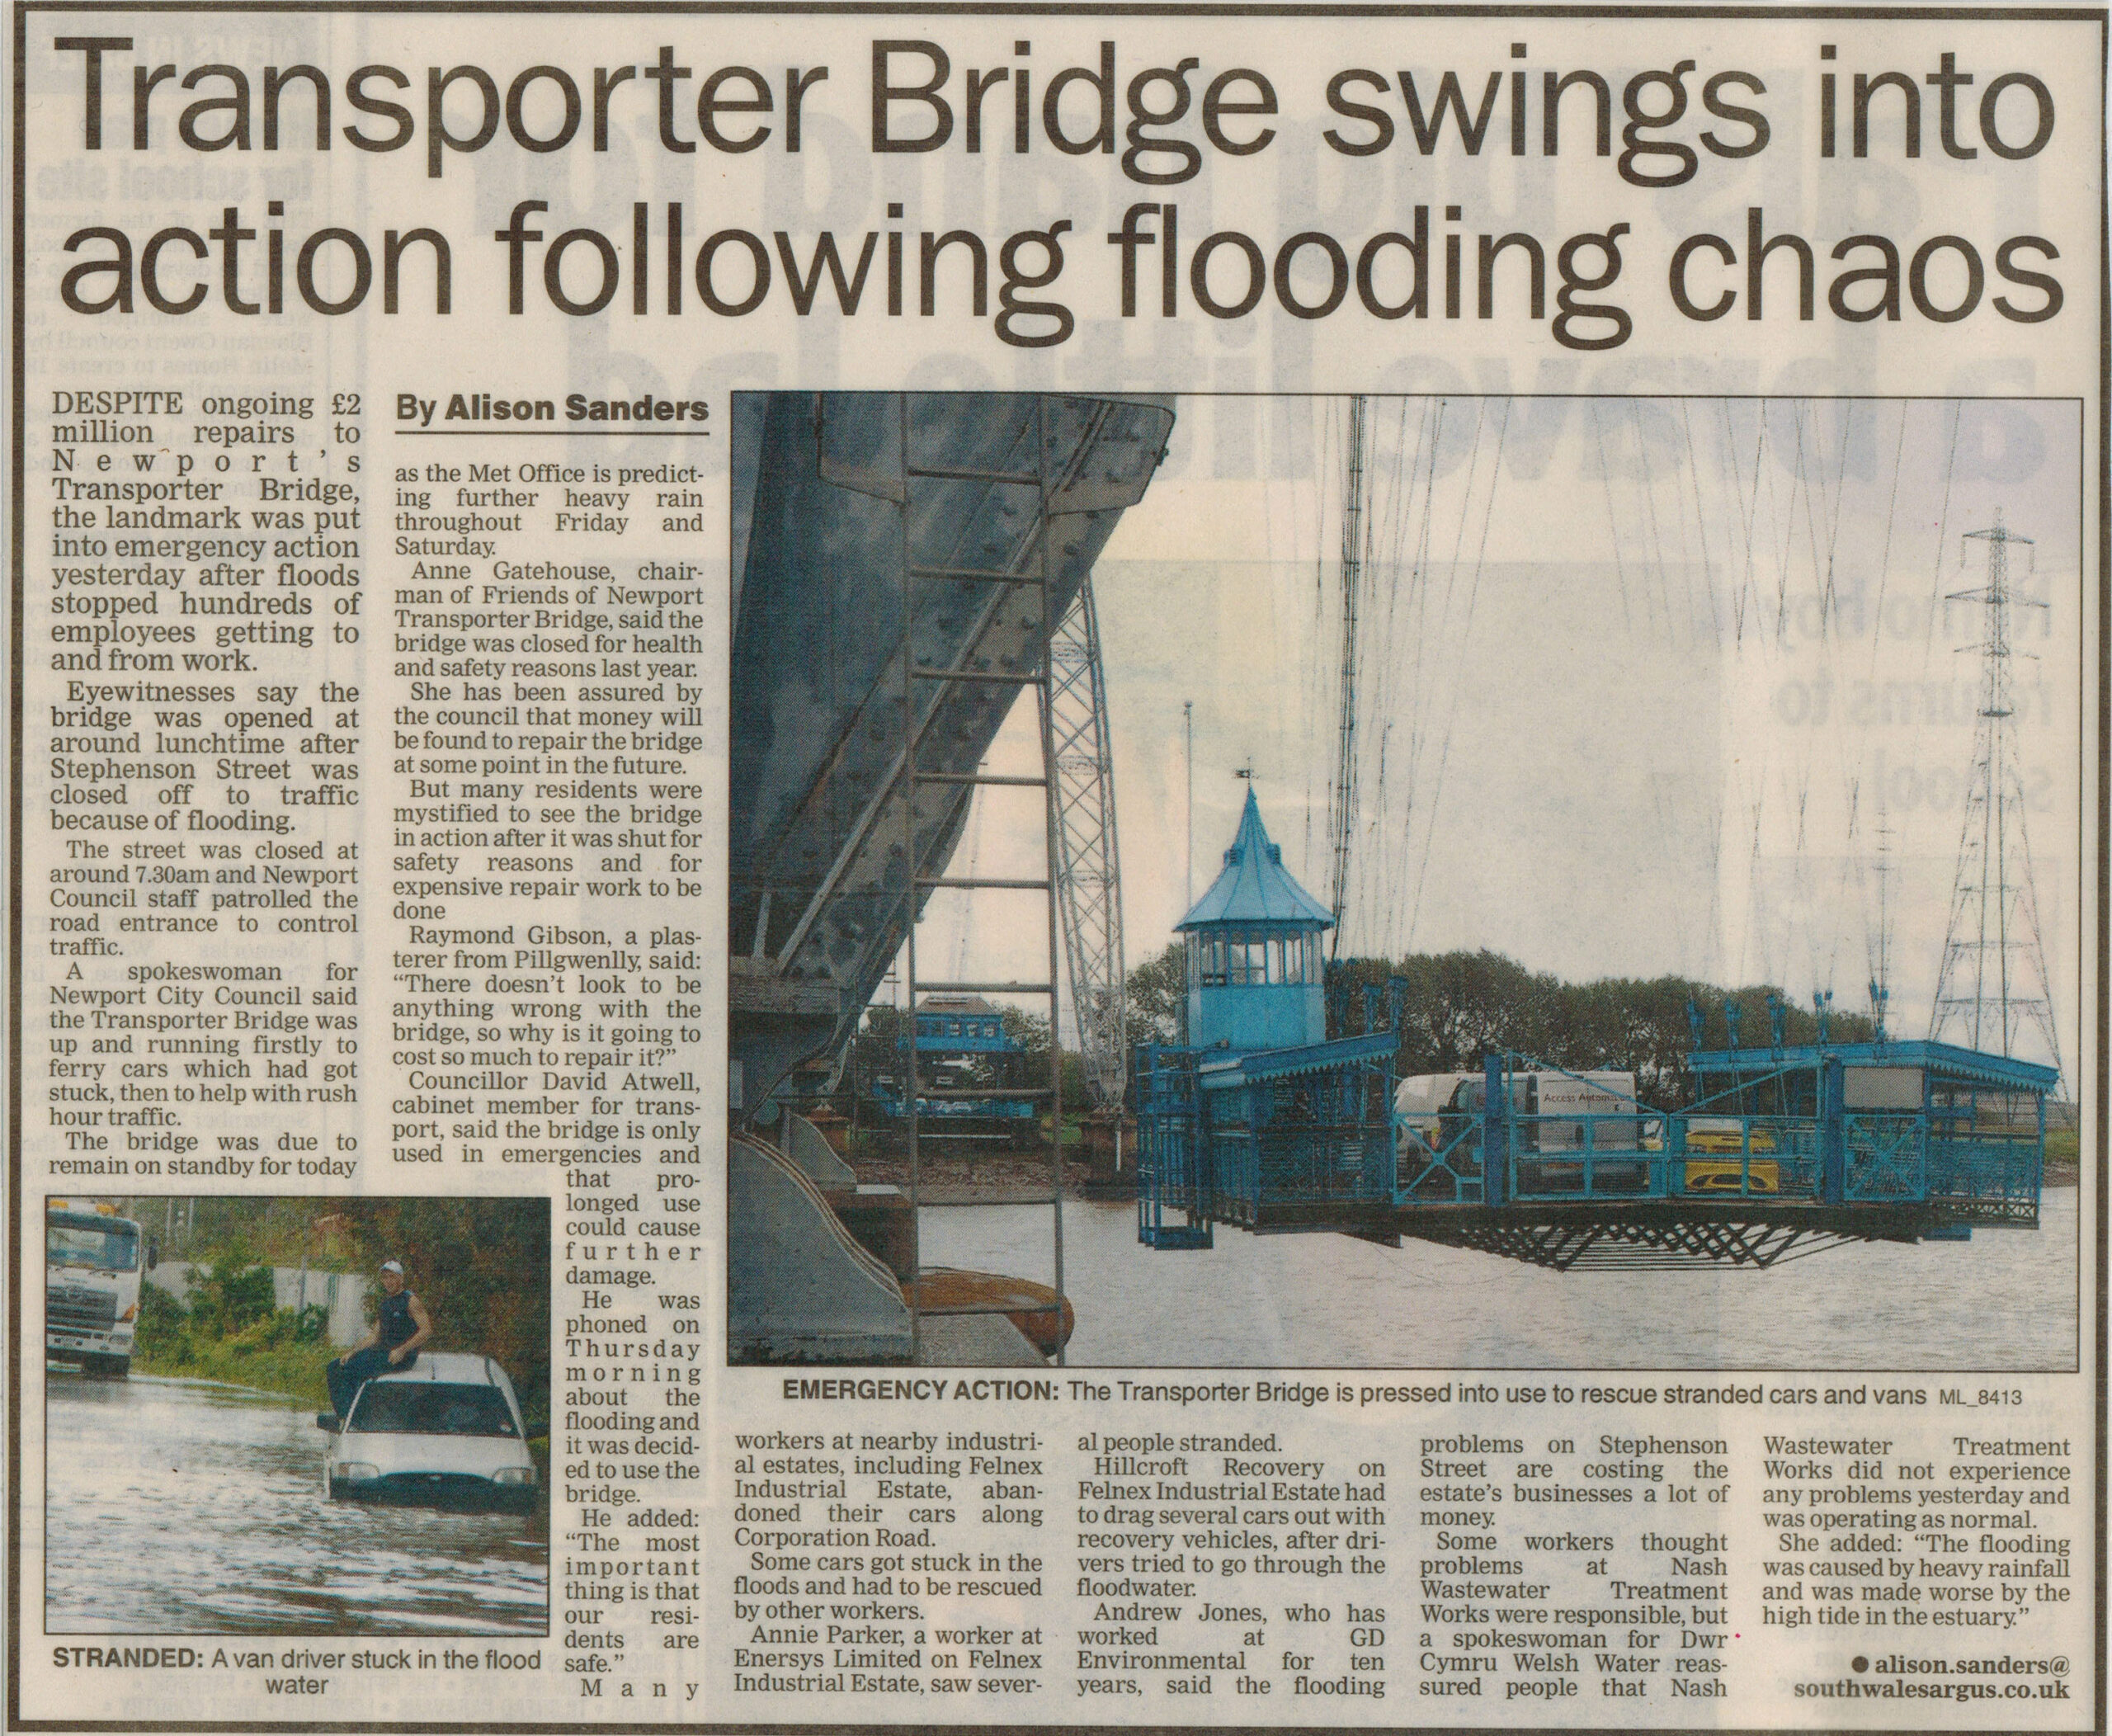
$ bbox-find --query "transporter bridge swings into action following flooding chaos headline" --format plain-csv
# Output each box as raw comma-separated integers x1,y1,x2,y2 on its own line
1134,790,2052,1272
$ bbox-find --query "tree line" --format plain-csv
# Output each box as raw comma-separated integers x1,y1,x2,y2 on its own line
125,1196,549,1415
826,946,1879,1117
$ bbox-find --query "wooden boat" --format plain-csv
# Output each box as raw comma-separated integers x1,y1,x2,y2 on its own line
904,1268,1074,1359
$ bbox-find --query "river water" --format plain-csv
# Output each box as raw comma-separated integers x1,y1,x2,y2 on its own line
44,1374,546,1635
921,1188,2079,1370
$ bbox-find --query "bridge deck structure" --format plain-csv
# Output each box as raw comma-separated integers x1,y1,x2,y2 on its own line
1136,1036,2052,1271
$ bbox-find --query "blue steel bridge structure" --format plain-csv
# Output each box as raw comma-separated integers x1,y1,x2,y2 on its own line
867,995,1040,1149
1137,796,2053,1272
728,390,1176,1363
725,391,2052,1367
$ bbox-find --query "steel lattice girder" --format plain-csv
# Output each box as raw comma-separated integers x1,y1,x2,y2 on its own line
1048,577,1127,1110
1397,1209,1930,1271
1927,521,2064,1084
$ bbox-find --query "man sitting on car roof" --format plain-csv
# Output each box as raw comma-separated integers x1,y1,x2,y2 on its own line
325,1258,433,1419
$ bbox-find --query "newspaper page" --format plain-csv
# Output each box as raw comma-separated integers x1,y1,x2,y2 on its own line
4,2,2103,1729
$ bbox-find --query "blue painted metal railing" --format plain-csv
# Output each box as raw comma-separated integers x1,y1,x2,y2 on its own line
1134,1043,1211,1248
1141,1036,2044,1248
1202,1071,1393,1214
1928,1131,2040,1207
1482,1113,1819,1202
1135,1036,1395,1243
1843,1113,1924,1201
1386,1063,2040,1229
1398,1117,1485,1204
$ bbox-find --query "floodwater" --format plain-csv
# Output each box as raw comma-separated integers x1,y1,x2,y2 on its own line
44,1375,546,1635
919,1187,2081,1370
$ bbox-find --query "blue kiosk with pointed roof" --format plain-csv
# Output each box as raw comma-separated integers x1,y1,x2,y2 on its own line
1181,789,1333,1051
1136,791,1399,1248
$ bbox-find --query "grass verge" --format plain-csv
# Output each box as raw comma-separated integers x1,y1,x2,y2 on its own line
134,1341,329,1406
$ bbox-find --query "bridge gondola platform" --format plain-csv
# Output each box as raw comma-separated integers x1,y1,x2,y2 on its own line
1138,1035,2053,1273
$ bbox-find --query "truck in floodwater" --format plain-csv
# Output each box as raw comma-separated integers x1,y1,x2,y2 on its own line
47,1200,155,1376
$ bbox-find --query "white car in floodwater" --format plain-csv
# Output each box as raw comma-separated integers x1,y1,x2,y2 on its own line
318,1352,539,1512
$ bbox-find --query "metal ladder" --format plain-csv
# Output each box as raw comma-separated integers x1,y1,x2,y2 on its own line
896,394,1067,1366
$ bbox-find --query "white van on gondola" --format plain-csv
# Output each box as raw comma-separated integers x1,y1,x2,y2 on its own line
317,1352,538,1512
1404,1069,1645,1194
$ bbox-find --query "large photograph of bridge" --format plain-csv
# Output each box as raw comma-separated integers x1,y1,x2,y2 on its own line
726,392,2080,1370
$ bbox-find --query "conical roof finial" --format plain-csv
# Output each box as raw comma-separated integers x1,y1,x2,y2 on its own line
1176,787,1333,930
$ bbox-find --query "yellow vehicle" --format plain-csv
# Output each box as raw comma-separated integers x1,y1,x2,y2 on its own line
1640,1118,1782,1192
1683,1157,1781,1193
1680,1117,1780,1193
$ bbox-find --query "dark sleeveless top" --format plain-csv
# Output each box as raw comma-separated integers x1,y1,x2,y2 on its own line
378,1288,418,1351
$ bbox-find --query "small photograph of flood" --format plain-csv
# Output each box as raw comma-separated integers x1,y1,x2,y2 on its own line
45,1196,549,1635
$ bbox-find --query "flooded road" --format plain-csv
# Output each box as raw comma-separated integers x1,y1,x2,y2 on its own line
922,1187,2081,1370
45,1375,546,1635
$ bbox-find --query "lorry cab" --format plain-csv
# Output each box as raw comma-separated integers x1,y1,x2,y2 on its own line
46,1200,154,1376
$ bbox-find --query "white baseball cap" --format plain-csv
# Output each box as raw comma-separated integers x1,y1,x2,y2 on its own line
380,1258,404,1275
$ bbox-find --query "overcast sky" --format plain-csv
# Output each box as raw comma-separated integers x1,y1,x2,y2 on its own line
903,396,2081,1079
